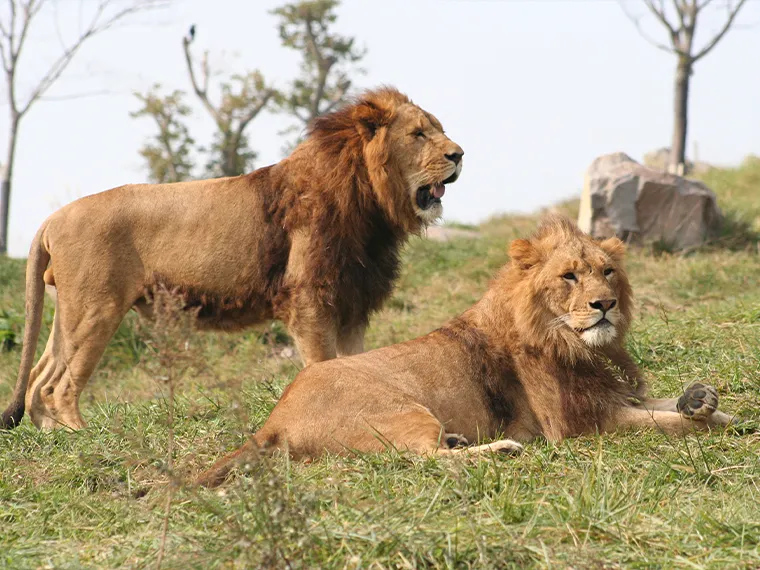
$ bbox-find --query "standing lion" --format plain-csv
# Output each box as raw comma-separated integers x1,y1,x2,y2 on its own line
1,87,464,430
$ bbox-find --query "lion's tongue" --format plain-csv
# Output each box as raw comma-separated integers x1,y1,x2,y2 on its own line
431,183,445,199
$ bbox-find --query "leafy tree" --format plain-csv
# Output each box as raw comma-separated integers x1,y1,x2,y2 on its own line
131,86,194,183
273,0,365,148
621,0,748,174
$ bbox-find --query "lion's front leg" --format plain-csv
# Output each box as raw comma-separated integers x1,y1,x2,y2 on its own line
337,323,366,358
291,329,337,366
641,382,734,427
289,321,338,366
611,408,715,436
286,298,338,366
613,383,734,434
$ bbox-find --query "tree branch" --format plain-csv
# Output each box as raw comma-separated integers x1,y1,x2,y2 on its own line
17,0,166,117
692,0,748,62
14,1,49,65
619,0,676,54
321,94,344,115
40,87,120,101
156,112,178,182
0,39,9,73
671,0,687,33
10,0,37,70
236,89,275,135
182,36,222,128
322,77,350,115
696,0,717,11
7,0,17,55
643,0,678,38
304,15,330,119
0,7,10,40
292,108,308,124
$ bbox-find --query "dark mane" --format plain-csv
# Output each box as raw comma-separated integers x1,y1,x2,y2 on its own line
267,88,417,329
295,87,414,233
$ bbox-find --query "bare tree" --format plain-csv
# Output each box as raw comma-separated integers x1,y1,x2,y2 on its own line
621,0,748,175
182,27,277,177
272,0,365,149
0,0,167,255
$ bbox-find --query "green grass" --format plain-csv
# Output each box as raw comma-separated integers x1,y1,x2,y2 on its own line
0,160,759,568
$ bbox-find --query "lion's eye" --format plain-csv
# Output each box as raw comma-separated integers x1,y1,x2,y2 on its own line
414,130,426,139
604,268,614,276
562,272,577,281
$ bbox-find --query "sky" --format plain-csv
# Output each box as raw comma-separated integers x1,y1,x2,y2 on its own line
1,0,758,257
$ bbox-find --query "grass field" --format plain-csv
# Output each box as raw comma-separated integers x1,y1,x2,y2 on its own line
0,158,759,569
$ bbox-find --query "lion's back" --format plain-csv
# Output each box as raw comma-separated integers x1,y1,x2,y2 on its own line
41,171,285,295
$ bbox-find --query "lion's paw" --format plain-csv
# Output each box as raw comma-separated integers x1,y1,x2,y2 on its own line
481,439,524,455
445,433,469,449
677,383,718,420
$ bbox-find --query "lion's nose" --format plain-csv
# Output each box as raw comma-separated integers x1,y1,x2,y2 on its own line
445,150,464,165
590,299,617,313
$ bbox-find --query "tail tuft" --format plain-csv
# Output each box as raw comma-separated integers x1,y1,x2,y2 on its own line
0,403,24,429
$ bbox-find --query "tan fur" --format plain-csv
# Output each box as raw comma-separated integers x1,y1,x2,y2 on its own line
1,87,464,431
196,216,734,488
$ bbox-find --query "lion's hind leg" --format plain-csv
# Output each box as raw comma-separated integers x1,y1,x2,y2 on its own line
26,298,129,430
376,406,524,458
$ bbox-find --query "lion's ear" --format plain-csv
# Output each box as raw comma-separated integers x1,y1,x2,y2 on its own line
599,237,626,261
353,102,389,143
508,239,539,269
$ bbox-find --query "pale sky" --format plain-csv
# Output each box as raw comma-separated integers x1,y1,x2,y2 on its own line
1,0,758,257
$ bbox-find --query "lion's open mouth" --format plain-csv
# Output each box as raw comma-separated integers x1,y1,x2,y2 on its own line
442,171,459,185
416,183,446,211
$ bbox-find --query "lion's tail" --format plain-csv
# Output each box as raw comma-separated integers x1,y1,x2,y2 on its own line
1,223,50,429
194,435,267,488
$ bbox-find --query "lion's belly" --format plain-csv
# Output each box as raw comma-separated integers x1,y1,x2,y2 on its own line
115,177,291,329
193,302,274,331
133,285,277,332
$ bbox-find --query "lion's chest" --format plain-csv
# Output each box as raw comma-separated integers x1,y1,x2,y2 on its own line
279,219,403,327
515,354,630,439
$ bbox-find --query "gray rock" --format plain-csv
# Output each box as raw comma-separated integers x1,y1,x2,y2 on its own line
578,152,722,250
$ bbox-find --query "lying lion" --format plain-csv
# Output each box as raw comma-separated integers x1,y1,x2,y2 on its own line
196,216,733,487
1,87,464,431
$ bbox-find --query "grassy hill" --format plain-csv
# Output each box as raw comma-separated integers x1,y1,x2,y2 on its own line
0,159,758,568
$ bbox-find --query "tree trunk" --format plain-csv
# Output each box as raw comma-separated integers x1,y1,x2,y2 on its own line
0,117,19,256
223,145,236,177
670,58,692,175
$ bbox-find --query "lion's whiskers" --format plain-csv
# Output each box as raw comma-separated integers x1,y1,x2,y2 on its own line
406,164,455,191
549,314,571,330
406,172,429,189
